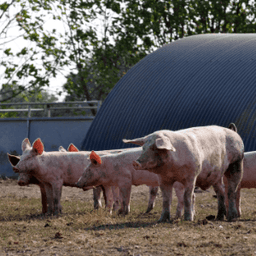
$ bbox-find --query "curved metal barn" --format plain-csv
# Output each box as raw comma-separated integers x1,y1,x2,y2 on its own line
82,34,256,152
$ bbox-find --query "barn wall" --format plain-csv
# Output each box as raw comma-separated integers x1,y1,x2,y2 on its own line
82,34,256,152
0,117,92,177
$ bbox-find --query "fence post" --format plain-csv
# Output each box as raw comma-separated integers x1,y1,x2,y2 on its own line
97,101,101,113
27,104,31,140
47,104,51,117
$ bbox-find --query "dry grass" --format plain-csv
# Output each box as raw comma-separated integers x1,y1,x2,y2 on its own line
1,179,256,255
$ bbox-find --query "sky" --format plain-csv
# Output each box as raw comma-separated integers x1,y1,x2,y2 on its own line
0,1,111,102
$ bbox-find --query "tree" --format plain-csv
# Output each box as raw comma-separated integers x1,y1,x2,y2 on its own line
2,0,256,104
108,0,256,53
0,0,67,102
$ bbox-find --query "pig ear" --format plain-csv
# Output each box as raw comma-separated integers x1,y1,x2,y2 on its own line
90,150,102,165
21,138,31,152
228,123,238,133
32,138,44,155
123,137,145,146
155,137,176,151
68,143,79,152
7,153,20,167
59,146,66,152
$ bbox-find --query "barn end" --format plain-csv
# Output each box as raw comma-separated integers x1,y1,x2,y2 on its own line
82,34,256,151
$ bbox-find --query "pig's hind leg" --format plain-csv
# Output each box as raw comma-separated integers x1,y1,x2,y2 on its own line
118,185,132,215
224,160,243,221
145,186,158,213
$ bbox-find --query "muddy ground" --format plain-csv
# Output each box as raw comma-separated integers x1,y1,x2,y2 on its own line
1,179,256,256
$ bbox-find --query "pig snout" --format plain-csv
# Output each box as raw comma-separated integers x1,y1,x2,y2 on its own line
18,180,27,186
133,160,142,170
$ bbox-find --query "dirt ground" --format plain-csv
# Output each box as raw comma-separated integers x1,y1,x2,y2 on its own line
1,179,256,256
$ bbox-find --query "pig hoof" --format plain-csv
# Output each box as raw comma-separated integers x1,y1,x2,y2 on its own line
157,213,170,223
145,206,153,214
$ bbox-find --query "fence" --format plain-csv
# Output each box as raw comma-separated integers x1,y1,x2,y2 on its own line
0,101,101,177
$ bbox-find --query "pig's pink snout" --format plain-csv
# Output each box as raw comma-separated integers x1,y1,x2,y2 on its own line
18,180,26,186
133,160,142,170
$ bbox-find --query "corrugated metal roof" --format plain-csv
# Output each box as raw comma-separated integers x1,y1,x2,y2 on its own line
82,34,256,151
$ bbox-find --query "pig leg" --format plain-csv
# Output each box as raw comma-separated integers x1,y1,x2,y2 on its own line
93,187,103,209
103,186,114,214
183,180,196,221
174,182,184,218
38,183,47,214
145,186,158,213
158,182,172,223
44,183,54,215
225,160,243,221
118,186,132,215
53,183,63,215
236,186,241,217
213,181,226,220
112,186,120,211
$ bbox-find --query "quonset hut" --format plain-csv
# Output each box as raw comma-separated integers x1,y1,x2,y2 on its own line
82,34,256,152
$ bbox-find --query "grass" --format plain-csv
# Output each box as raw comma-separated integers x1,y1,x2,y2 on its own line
1,180,256,255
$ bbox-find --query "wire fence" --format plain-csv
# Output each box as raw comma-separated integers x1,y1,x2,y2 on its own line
0,101,101,118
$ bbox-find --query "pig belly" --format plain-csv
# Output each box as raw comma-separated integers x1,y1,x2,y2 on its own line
132,170,159,187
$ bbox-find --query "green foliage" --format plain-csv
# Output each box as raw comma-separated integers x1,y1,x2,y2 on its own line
1,0,256,104
0,84,58,118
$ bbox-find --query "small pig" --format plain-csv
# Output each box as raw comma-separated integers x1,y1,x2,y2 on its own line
8,153,49,214
68,144,161,214
76,149,186,217
9,138,106,215
66,143,119,211
123,125,244,222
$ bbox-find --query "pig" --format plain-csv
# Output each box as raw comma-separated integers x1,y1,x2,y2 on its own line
123,125,244,222
224,151,256,217
9,138,114,215
223,124,256,217
76,148,187,217
8,153,49,214
66,143,120,211
8,139,139,215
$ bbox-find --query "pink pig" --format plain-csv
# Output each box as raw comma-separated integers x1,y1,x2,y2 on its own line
224,151,256,217
68,144,163,214
9,138,109,215
8,153,49,214
123,125,244,222
76,148,186,217
66,143,120,212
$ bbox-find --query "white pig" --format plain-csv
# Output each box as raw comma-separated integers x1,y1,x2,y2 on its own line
123,125,244,222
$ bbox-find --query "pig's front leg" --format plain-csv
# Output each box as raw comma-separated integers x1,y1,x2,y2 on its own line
52,183,63,215
44,183,54,215
145,186,158,213
174,182,184,218
93,187,103,209
118,186,132,215
158,182,172,223
38,183,48,214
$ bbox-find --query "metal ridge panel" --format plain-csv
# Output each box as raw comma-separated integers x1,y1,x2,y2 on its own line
82,34,256,152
